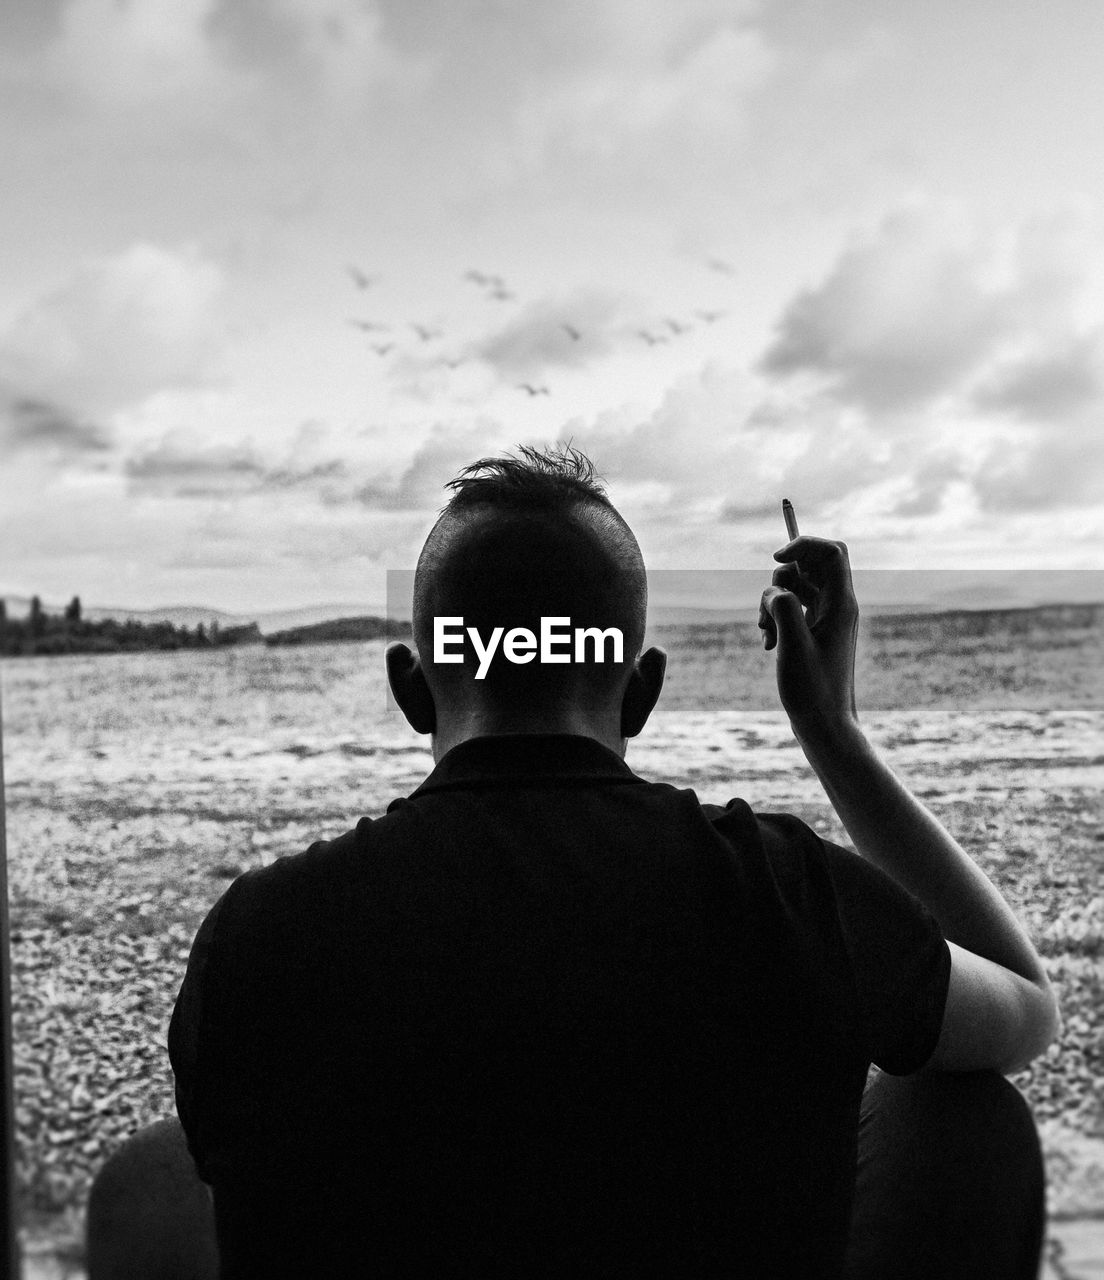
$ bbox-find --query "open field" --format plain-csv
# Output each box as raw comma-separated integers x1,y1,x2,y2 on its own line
2,603,1102,1268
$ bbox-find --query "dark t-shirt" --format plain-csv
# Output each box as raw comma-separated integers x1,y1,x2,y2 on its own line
169,734,950,1279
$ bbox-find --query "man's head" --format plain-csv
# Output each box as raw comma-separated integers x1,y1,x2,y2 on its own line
386,446,665,755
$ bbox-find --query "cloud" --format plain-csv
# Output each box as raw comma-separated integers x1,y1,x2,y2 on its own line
971,330,1104,422
43,0,220,105
567,365,806,537
512,1,773,163
204,0,309,72
353,422,513,512
759,207,1009,413
0,243,226,417
0,387,111,456
716,497,779,522
0,0,423,248
124,429,350,500
339,1,774,202
887,452,967,518
123,419,516,518
203,0,422,99
0,1,66,53
753,204,1104,519
120,415,533,525
375,0,762,89
23,0,415,111
470,292,625,381
0,0,768,248
971,424,1102,513
965,324,1104,513
125,437,265,497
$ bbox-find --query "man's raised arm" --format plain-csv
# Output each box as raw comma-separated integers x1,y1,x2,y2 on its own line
758,537,1060,1075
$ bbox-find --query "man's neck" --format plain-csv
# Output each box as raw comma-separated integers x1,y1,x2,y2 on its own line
430,707,627,763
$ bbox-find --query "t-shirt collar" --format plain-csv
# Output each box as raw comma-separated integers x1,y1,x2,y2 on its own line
408,733,640,797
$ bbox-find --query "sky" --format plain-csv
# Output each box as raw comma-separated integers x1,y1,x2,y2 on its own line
1,0,1103,615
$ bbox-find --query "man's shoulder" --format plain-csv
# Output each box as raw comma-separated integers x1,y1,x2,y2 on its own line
220,797,442,903
219,819,375,910
383,770,826,865
700,797,828,863
225,786,835,912
697,800,910,928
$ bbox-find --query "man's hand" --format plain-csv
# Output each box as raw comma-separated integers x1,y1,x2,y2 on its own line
758,536,859,737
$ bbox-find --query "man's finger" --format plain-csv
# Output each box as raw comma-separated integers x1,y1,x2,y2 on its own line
773,535,849,567
760,586,811,656
772,537,855,614
757,597,777,651
771,562,819,613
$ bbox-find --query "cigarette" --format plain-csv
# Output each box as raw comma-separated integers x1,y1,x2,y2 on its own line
782,498,799,541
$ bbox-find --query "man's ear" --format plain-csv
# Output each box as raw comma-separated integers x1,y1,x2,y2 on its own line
385,642,436,735
620,645,666,739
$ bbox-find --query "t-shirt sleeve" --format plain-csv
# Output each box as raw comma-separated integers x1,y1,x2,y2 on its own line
818,839,951,1074
706,801,949,1074
167,889,232,1181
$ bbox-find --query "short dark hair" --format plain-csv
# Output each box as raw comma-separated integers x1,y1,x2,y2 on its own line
442,444,615,512
413,445,647,704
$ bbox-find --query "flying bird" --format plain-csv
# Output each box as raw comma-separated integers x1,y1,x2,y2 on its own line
346,265,379,290
370,343,394,356
463,269,514,300
347,319,390,333
517,383,550,396
695,309,727,324
663,317,691,336
562,324,582,341
410,323,442,342
464,269,510,290
637,329,668,346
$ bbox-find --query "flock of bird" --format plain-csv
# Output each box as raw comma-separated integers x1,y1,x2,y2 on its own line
342,255,737,397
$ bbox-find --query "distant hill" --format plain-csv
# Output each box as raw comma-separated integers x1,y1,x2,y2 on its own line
647,601,941,628
265,616,411,646
650,600,1104,634
0,597,382,636
244,603,389,634
0,599,264,658
4,578,1101,644
864,600,1104,638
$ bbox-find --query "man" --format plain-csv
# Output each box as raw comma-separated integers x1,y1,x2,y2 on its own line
88,445,1058,1278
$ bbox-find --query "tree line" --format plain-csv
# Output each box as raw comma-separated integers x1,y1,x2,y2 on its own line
0,596,260,657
